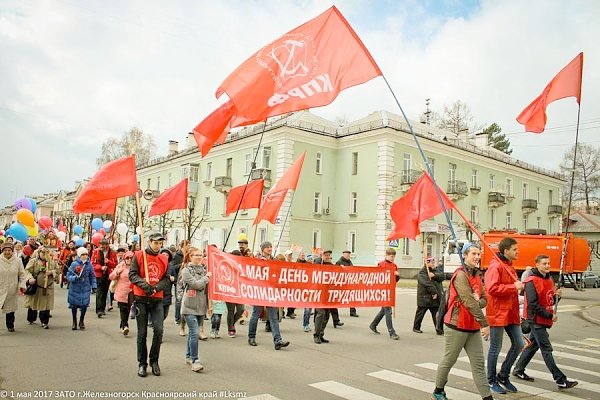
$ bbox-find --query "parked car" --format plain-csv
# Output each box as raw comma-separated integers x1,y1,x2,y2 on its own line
562,272,600,288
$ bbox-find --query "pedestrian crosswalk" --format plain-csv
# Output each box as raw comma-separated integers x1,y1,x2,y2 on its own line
241,337,600,400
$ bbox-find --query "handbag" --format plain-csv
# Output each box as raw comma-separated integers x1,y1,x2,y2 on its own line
25,281,38,295
109,279,118,293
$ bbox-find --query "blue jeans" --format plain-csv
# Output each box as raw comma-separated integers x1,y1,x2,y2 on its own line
371,307,396,335
303,308,312,327
487,324,524,383
248,306,281,343
211,313,222,331
514,324,567,383
184,314,204,362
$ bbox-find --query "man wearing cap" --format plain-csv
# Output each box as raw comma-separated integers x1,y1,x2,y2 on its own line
284,249,297,319
247,241,290,350
91,238,118,318
129,232,171,377
1,242,34,332
226,236,250,337
313,250,340,344
238,236,252,257
413,256,444,334
336,250,358,317
315,250,344,329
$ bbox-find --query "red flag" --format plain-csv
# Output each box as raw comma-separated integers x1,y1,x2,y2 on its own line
148,179,188,217
387,173,455,241
517,52,583,133
74,156,137,212
254,152,306,225
74,198,117,215
216,6,381,126
225,179,264,216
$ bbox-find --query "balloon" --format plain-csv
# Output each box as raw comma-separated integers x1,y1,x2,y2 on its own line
38,216,53,230
91,232,104,247
131,234,140,243
0,236,5,244
99,228,106,235
56,231,66,241
9,222,27,242
16,209,35,227
103,220,113,230
91,218,103,231
0,230,4,236
92,229,97,234
116,223,128,235
135,226,141,234
59,225,67,233
73,225,83,235
14,198,31,211
26,224,39,237
75,238,85,247
28,198,37,214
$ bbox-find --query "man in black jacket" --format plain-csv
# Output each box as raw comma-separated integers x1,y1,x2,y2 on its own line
336,250,358,317
413,256,444,334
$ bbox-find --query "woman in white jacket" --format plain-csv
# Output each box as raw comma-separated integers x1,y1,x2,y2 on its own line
0,242,34,332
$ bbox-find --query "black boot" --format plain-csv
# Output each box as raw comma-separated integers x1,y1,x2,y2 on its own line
79,318,85,330
72,317,77,330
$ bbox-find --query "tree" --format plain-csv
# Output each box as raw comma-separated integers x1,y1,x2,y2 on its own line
96,127,156,167
559,144,600,213
436,100,479,135
483,123,512,155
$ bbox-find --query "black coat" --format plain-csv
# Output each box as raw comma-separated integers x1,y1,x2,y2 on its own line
416,266,444,307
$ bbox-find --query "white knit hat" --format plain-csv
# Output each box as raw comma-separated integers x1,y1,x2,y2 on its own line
77,247,89,257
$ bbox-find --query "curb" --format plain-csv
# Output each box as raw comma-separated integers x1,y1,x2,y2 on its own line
581,305,600,325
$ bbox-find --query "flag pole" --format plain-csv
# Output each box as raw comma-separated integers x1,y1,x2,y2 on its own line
128,149,149,283
556,105,582,299
274,191,296,254
380,75,464,265
223,123,268,250
251,223,259,257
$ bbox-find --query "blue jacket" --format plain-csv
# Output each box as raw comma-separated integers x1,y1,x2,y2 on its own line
67,258,97,308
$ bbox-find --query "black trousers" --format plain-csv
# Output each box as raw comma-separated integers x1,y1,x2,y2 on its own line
330,308,340,325
135,300,164,367
413,306,438,330
226,302,245,331
27,308,50,324
6,312,15,329
96,274,109,314
314,308,330,338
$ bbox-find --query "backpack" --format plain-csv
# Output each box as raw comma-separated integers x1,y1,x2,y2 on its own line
435,287,450,333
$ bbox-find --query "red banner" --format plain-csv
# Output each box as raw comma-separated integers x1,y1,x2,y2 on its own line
208,247,395,308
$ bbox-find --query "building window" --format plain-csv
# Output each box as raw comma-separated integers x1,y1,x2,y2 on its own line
222,228,228,247
506,178,513,197
549,218,554,234
147,178,151,189
156,176,161,191
190,165,199,182
168,172,172,187
427,157,435,177
259,228,267,244
448,163,457,182
203,196,210,215
403,153,412,173
506,211,512,229
490,208,497,228
316,152,323,174
536,187,541,203
537,216,542,229
350,192,358,214
312,229,321,249
348,231,356,254
523,216,528,230
549,190,554,204
226,158,233,178
522,182,528,199
426,236,434,258
470,205,478,223
245,153,252,175
181,166,189,180
313,192,321,213
262,147,271,169
352,152,358,175
402,238,410,256
471,169,478,188
489,174,495,190
206,162,212,181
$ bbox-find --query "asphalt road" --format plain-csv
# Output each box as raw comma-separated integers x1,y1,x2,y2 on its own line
1,286,599,400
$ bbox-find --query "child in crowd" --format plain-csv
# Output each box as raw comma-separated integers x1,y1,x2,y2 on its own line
209,298,227,339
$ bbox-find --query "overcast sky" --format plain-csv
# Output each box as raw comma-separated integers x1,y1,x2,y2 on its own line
1,0,598,207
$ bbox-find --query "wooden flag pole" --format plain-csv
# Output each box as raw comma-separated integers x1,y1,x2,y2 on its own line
134,188,150,283
251,223,259,257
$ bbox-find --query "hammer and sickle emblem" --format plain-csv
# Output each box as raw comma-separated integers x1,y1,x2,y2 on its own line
269,39,309,79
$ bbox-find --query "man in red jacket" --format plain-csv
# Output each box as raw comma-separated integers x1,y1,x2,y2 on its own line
484,237,524,394
91,238,118,318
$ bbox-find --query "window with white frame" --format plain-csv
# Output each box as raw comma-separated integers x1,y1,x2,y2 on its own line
203,196,210,215
506,178,513,196
348,231,356,254
549,190,554,204
523,216,528,230
427,157,435,177
259,228,267,244
402,238,410,256
489,174,495,190
156,176,161,191
316,152,322,174
168,172,172,187
352,152,358,175
147,178,151,189
206,162,212,181
190,165,199,182
245,153,252,174
549,218,554,233
426,236,434,258
313,192,321,213
312,229,321,249
506,211,512,229
537,187,541,203
262,147,271,169
449,163,457,182
490,208,497,228
522,182,528,199
181,166,189,180
350,192,358,214
537,216,542,229
471,169,478,188
470,205,478,223
226,158,233,178
222,228,228,247
403,153,412,173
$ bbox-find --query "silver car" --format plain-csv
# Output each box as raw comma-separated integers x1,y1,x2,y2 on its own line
582,271,600,288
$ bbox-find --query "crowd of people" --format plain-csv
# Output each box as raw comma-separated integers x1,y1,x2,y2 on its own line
0,232,579,398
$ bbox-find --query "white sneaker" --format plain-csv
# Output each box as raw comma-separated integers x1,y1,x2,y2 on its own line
191,361,204,372
185,357,192,365
210,331,216,339
214,331,220,339
123,326,129,336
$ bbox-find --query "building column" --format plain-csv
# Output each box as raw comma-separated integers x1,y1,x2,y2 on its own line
273,139,295,254
375,140,395,262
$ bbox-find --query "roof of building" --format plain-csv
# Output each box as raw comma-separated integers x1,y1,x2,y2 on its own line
567,212,600,233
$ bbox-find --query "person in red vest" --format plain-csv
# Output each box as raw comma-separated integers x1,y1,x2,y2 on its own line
91,238,118,318
128,232,170,378
432,243,491,400
512,255,578,389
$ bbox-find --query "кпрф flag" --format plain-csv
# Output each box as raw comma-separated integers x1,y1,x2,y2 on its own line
517,52,583,133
